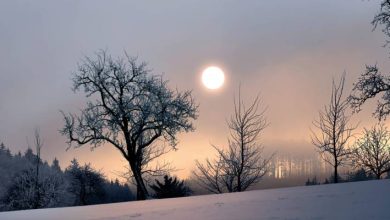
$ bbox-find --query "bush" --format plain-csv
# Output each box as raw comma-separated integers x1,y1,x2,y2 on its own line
150,175,191,199
305,176,320,186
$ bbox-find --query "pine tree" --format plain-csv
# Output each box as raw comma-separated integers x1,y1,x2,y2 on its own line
150,175,191,199
305,176,319,186
347,169,374,182
24,148,35,164
51,158,61,172
103,179,134,203
0,143,12,158
65,159,106,205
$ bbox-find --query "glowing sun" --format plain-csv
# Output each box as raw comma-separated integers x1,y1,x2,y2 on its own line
202,66,225,90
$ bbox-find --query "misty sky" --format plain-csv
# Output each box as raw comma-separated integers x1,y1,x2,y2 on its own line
1,0,389,179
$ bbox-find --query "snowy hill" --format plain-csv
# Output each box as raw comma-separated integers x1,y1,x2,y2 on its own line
1,180,389,220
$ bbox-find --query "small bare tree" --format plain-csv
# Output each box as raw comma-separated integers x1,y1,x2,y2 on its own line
352,124,390,179
60,50,198,200
194,89,273,193
26,128,43,209
311,74,356,183
33,129,43,209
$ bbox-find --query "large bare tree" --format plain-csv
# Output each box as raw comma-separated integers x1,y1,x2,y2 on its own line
311,74,356,183
349,1,390,120
60,50,198,200
352,124,390,179
194,89,273,193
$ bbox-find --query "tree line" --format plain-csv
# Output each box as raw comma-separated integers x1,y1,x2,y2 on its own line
0,142,133,211
0,140,193,211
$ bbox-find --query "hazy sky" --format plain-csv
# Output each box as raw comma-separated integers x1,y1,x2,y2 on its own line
1,0,389,179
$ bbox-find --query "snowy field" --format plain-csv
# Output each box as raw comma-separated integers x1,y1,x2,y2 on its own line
1,179,389,220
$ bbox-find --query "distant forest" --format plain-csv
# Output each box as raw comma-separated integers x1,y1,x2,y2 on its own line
0,143,134,211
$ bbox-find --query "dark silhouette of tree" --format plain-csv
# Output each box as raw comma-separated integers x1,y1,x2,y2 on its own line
323,174,345,184
311,74,356,183
104,179,134,203
32,129,43,209
323,178,330,184
194,88,273,193
305,176,320,186
65,159,105,205
352,124,390,179
60,50,198,200
150,175,191,199
346,168,374,182
349,1,390,120
51,158,61,172
0,143,11,157
24,148,35,163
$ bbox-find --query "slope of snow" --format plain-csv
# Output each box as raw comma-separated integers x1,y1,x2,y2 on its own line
1,180,389,220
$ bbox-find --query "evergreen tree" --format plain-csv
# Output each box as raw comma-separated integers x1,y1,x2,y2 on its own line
347,169,374,182
103,179,134,203
305,176,320,186
150,175,191,199
323,174,344,184
65,159,106,205
51,158,61,172
24,148,35,163
0,143,11,157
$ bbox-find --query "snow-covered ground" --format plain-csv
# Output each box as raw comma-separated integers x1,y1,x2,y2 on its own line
1,179,389,220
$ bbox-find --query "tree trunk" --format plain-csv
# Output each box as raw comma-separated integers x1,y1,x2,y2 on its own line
80,181,86,205
129,162,149,200
334,164,338,183
237,175,242,192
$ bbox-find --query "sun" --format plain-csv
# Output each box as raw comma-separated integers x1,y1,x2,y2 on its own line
202,66,225,90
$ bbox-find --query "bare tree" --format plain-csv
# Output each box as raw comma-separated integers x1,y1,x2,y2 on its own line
60,50,198,200
33,129,43,208
311,74,356,183
352,124,390,179
194,89,273,193
349,1,390,120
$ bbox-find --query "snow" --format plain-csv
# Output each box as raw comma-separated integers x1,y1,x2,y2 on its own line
1,180,389,220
